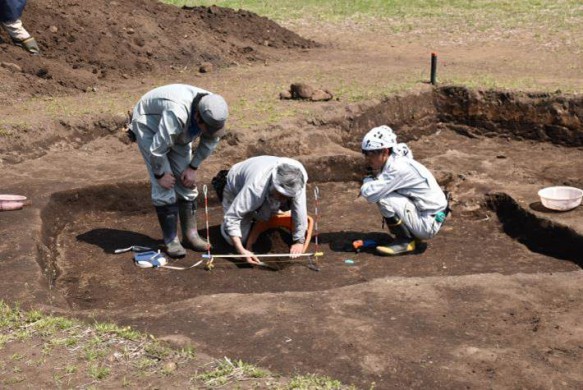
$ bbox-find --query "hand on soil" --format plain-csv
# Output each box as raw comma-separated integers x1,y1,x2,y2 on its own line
289,242,304,258
241,249,261,265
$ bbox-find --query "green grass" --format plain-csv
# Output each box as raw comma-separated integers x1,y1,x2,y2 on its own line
88,364,111,380
286,373,357,390
0,301,196,386
195,357,269,387
162,0,583,35
94,322,142,341
1,301,359,388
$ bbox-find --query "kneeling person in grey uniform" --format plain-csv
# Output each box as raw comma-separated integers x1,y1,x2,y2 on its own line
359,126,449,255
130,84,228,258
220,156,309,265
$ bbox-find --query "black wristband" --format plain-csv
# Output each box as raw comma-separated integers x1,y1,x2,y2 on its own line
154,172,164,179
189,162,198,170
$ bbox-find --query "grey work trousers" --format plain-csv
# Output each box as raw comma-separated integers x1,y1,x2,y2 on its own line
377,192,442,240
133,114,197,206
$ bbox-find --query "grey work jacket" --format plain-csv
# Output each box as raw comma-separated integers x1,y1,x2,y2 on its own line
223,156,309,243
360,153,447,214
132,84,220,176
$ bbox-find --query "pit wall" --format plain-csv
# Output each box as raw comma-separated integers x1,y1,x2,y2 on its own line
340,90,438,149
39,182,152,289
330,86,583,148
435,86,583,146
487,193,583,267
0,114,128,164
305,90,438,184
339,86,583,149
295,87,583,184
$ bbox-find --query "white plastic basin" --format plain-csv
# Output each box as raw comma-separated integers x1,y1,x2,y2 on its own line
537,186,583,211
0,194,28,211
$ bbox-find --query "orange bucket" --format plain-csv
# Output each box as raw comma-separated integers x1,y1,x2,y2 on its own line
246,213,314,253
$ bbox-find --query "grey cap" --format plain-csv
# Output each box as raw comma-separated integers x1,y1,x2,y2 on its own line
198,94,228,137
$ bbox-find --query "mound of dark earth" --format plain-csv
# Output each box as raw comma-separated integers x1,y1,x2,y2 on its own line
0,0,318,99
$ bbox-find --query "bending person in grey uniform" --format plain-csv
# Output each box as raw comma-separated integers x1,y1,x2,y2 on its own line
359,125,449,255
131,84,228,258
220,156,308,265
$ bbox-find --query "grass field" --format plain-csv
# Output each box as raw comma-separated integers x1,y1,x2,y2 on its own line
161,0,583,94
163,0,583,37
0,301,356,388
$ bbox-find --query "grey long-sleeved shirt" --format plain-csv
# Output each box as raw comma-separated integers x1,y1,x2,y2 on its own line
133,84,220,176
223,156,308,243
360,153,447,214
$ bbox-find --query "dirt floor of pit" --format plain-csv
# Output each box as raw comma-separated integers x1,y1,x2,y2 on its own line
1,1,583,389
52,174,581,312
3,99,583,390
2,111,582,388
35,126,583,389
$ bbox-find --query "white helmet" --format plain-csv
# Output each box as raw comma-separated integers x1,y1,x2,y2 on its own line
361,125,397,151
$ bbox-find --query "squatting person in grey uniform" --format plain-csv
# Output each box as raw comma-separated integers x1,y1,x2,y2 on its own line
359,125,449,255
130,84,228,258
219,156,309,265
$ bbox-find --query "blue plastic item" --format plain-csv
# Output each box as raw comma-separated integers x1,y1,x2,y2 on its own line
133,251,167,268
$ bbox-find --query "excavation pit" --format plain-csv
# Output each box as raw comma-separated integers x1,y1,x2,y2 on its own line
39,88,583,312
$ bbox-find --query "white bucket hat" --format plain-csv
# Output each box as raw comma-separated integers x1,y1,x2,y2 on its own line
271,158,308,198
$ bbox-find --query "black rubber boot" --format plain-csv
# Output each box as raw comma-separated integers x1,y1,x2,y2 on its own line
385,216,413,239
155,204,186,258
178,200,210,252
376,216,416,256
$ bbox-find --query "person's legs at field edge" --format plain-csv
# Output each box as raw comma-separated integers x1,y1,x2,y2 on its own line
2,19,40,54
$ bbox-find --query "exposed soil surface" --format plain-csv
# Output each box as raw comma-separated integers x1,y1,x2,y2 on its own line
1,1,582,389
0,0,316,100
